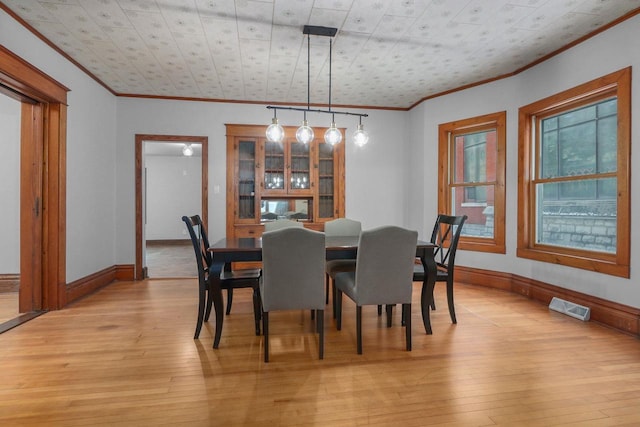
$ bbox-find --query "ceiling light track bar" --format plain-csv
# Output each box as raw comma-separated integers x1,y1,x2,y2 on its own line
266,105,368,118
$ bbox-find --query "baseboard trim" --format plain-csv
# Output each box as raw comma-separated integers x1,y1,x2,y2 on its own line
0,274,20,293
146,239,190,246
456,266,640,337
116,264,135,281
65,264,135,306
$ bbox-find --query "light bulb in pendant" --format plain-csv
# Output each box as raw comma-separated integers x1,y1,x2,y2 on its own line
324,122,342,145
296,119,314,144
353,123,369,147
265,117,285,143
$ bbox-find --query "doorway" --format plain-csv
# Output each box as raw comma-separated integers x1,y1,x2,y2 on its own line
0,46,68,332
135,135,208,280
0,93,21,327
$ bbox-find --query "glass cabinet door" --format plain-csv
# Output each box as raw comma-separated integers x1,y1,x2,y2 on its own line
262,139,312,194
237,140,256,220
317,141,335,219
263,140,285,190
289,140,311,192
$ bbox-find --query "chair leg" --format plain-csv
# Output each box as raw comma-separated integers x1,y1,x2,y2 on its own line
377,305,382,316
356,305,363,355
311,309,315,320
194,284,206,339
225,288,233,315
336,290,343,331
317,309,324,359
385,304,393,327
263,311,269,363
252,288,261,336
204,281,213,322
446,279,456,324
401,305,406,326
404,303,412,351
325,274,330,305
332,278,337,319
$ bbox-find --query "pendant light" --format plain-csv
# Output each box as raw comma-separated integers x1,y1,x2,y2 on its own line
323,39,342,145
296,114,314,144
296,32,314,145
266,26,369,147
353,116,369,147
265,110,285,143
325,114,342,146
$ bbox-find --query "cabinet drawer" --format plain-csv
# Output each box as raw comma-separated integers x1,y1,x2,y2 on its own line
233,225,264,238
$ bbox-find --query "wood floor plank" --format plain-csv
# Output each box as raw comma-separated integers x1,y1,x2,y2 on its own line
1,279,639,426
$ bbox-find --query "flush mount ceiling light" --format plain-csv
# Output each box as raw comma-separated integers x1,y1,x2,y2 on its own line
265,25,369,146
182,144,194,156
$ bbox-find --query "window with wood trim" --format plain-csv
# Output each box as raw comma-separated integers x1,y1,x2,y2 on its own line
517,68,631,278
438,111,506,253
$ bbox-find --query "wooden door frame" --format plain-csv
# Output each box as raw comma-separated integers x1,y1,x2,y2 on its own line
134,135,208,280
0,45,68,311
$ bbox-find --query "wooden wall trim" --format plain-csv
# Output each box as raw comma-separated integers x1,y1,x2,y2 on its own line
0,274,20,293
65,267,117,305
115,265,135,281
455,266,640,337
64,264,134,305
0,45,68,104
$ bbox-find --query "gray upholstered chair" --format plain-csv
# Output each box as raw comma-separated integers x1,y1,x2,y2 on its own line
324,218,362,312
263,218,303,232
260,227,326,362
334,225,417,354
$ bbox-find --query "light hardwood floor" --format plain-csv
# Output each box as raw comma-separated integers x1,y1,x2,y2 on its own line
0,291,19,325
1,279,639,426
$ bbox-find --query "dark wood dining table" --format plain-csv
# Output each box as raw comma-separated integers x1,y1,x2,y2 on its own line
208,236,438,348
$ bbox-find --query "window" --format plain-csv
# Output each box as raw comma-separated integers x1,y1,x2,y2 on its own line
438,111,506,253
517,68,630,278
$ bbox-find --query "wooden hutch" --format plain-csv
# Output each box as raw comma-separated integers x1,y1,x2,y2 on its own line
225,124,345,238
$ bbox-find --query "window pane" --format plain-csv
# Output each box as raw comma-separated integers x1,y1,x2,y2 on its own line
453,130,495,183
541,130,558,178
559,122,596,176
535,178,616,253
541,98,617,181
597,115,617,173
558,105,596,127
451,186,494,238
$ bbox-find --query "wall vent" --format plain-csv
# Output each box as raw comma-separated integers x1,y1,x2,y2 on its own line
549,297,590,321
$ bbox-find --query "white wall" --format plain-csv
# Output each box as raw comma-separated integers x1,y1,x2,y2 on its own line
115,99,408,264
145,155,201,240
411,14,640,309
0,9,118,282
0,94,20,274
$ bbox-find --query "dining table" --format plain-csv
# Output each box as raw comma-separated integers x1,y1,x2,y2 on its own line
207,235,437,349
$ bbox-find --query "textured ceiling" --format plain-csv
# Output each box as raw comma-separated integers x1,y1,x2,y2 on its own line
3,0,640,109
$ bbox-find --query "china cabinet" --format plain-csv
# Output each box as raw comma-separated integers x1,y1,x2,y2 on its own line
226,124,345,238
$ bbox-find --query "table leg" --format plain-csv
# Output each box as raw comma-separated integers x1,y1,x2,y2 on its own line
209,263,225,349
420,248,436,335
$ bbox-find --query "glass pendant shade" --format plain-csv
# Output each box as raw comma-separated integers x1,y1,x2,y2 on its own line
182,144,194,156
324,122,342,145
353,123,369,147
296,120,314,144
265,117,285,143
